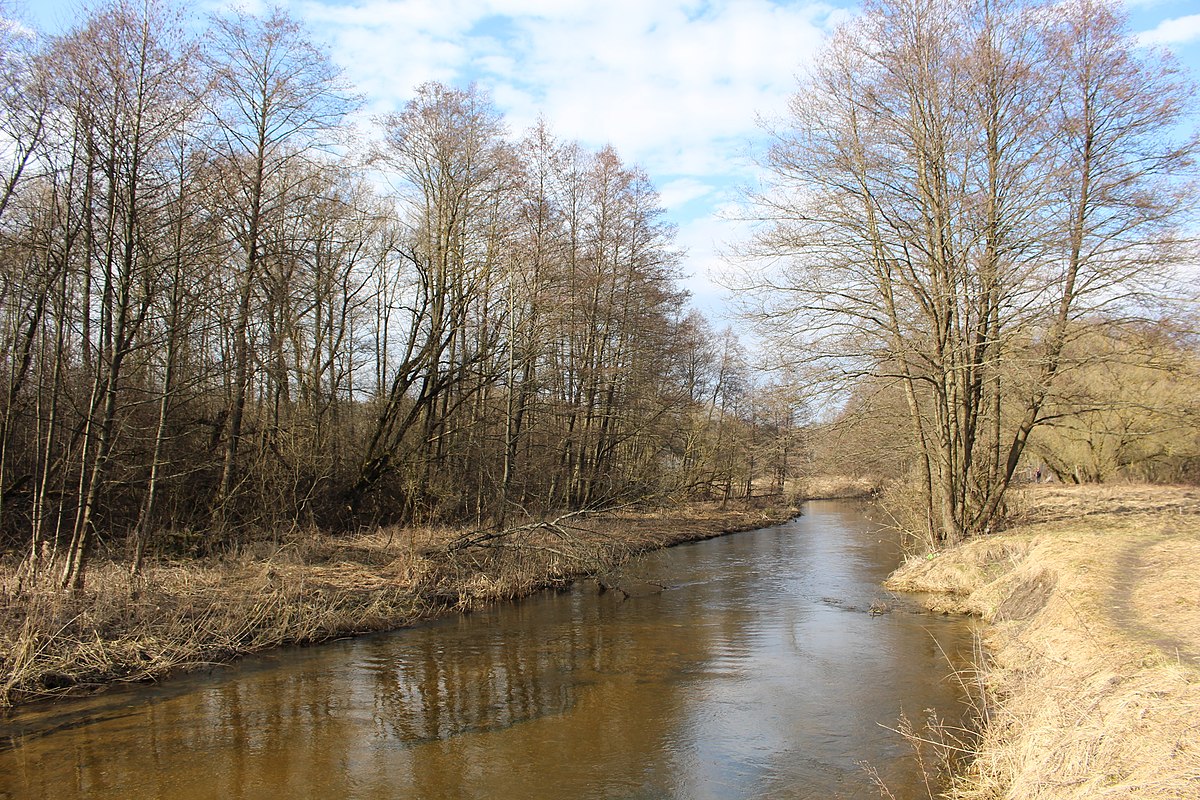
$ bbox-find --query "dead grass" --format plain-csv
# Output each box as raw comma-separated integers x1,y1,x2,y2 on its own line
887,483,1200,800
0,501,798,708
0,553,431,706
801,473,881,499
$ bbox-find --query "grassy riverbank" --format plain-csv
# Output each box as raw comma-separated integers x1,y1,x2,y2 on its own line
0,501,798,708
886,484,1200,799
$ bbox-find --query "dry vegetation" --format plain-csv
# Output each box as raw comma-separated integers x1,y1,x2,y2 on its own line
798,473,881,500
0,502,797,708
887,484,1200,799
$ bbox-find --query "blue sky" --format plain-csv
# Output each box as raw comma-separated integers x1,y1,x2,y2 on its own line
15,0,1200,321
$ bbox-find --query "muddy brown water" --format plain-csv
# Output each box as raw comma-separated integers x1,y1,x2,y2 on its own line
0,501,977,799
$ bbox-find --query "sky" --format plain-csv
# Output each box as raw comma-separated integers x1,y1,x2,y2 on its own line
16,0,1200,323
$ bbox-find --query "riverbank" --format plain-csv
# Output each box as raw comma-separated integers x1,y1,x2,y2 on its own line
0,501,799,708
800,473,880,500
886,484,1200,799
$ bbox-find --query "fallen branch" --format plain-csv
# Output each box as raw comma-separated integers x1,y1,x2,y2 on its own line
442,508,599,553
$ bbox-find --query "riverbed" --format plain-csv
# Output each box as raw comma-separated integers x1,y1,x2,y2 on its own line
0,501,976,799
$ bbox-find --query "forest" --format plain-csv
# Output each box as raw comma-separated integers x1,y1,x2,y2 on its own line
0,2,799,591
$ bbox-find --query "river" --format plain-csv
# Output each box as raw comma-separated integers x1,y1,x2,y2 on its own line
0,501,976,799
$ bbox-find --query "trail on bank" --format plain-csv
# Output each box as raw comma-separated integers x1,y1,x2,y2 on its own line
1108,534,1200,668
887,484,1200,800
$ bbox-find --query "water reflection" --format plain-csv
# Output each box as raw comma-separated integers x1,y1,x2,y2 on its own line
0,501,976,800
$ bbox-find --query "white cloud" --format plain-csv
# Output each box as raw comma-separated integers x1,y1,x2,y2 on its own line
297,0,833,160
674,213,733,319
670,192,769,323
492,0,832,172
1119,0,1170,10
1138,13,1200,45
285,0,841,318
658,177,716,209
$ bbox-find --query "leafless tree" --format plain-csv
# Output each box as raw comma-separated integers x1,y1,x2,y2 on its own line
0,0,788,579
739,0,1197,543
202,4,356,526
51,0,201,588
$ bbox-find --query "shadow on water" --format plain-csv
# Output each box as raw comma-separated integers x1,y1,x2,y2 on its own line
0,501,977,800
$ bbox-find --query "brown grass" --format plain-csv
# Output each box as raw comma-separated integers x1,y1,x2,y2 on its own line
801,473,881,500
887,483,1200,799
0,501,798,708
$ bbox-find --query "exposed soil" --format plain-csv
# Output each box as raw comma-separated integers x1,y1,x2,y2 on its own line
886,484,1200,799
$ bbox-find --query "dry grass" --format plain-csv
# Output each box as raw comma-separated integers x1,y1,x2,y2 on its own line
0,501,798,708
887,483,1200,800
801,473,881,499
0,547,431,706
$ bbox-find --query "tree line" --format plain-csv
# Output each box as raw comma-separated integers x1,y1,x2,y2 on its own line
806,317,1200,505
0,1,800,589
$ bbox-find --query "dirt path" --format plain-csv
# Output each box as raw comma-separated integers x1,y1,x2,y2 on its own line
1109,532,1200,669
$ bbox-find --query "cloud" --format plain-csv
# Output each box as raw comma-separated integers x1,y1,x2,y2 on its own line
1118,0,1170,10
286,0,842,318
674,214,735,320
497,1,834,171
658,177,717,209
670,191,770,323
296,0,836,171
1138,13,1200,45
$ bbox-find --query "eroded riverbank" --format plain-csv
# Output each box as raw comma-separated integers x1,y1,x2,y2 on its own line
887,484,1200,799
0,502,798,708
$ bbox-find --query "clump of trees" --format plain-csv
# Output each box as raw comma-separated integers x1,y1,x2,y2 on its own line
739,0,1198,545
1028,321,1200,485
0,0,801,589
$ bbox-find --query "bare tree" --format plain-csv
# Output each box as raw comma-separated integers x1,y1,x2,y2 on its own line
53,0,200,589
739,0,1196,543
1030,320,1200,484
349,82,510,519
0,0,777,570
202,5,355,526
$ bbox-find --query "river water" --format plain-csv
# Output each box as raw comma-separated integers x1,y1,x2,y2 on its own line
0,501,976,799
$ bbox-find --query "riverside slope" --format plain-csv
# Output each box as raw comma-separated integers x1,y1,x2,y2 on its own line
887,484,1200,800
